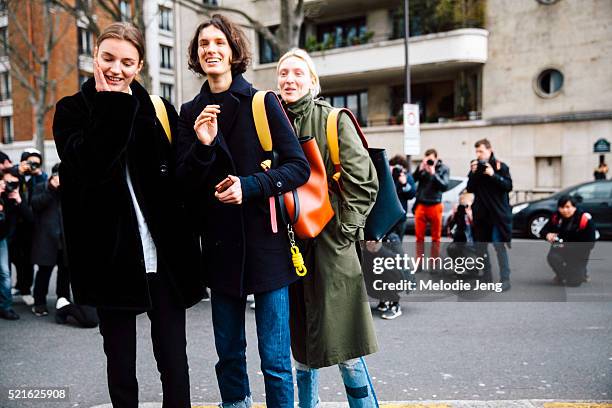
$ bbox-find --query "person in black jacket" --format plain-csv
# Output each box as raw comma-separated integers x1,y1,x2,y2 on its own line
177,15,309,408
10,148,47,306
0,168,31,320
412,148,449,260
541,195,596,287
53,23,204,408
30,163,70,317
390,154,416,238
466,138,513,291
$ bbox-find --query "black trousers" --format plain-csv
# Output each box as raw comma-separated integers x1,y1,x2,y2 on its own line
10,238,34,295
547,246,590,286
33,250,71,306
97,273,190,408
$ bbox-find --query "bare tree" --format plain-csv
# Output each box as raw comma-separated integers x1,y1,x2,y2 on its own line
51,0,152,89
2,0,74,159
181,0,315,56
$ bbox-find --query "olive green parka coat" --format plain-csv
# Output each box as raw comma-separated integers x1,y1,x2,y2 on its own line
284,93,379,368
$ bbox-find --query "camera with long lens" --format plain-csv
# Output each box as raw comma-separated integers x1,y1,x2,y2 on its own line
426,159,435,166
392,164,405,179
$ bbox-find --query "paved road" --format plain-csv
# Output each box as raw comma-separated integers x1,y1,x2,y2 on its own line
1,239,611,408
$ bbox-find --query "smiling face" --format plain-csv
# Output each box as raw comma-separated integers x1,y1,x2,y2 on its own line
558,201,577,219
198,25,233,78
96,38,142,93
277,56,314,104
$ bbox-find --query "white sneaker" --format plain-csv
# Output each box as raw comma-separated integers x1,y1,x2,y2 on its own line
381,303,402,320
11,288,21,296
249,301,256,310
22,295,35,306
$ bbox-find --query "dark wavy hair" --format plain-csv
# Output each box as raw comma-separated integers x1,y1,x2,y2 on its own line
187,14,251,77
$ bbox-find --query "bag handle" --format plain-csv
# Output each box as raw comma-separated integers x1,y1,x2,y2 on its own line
150,95,172,144
326,108,369,184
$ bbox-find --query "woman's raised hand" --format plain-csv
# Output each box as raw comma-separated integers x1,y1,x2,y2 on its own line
93,47,111,92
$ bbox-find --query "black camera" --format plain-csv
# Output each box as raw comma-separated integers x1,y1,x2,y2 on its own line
476,159,488,173
426,159,435,166
392,164,405,180
28,161,41,171
5,181,19,193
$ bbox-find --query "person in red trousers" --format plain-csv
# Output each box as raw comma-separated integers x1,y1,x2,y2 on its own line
412,149,450,263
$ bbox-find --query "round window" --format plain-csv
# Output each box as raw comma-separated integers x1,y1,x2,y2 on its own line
535,69,564,98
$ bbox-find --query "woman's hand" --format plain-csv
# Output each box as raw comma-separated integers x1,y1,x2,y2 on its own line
93,47,111,92
194,105,221,145
546,232,558,243
214,175,242,205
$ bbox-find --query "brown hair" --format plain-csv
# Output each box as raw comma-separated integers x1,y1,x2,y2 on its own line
389,154,410,170
424,148,438,158
474,138,492,149
96,22,145,62
187,14,251,76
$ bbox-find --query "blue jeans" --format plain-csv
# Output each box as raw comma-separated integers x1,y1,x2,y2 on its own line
296,358,378,408
211,286,293,408
0,239,12,311
491,225,511,281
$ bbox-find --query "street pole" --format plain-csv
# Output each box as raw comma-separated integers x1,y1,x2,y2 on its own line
404,0,411,104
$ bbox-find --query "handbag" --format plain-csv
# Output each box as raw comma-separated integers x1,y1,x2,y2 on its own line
326,108,406,241
252,91,334,241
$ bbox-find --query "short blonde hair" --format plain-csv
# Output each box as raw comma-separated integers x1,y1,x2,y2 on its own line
277,48,321,97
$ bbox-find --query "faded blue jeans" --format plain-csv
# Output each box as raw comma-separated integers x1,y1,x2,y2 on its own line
0,239,12,311
295,358,378,408
211,286,294,408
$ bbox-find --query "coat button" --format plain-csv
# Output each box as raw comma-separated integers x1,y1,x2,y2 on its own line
160,164,168,176
276,181,282,188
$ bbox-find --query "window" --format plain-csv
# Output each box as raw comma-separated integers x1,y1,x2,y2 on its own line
2,116,13,144
0,71,10,101
322,91,368,127
119,0,131,21
316,17,367,50
159,6,173,32
160,83,173,104
573,183,612,201
0,0,6,13
160,45,173,69
535,68,563,98
536,0,560,4
202,0,218,5
0,27,7,57
78,27,93,56
259,26,278,64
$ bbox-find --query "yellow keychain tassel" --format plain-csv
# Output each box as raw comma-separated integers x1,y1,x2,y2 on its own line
287,226,307,277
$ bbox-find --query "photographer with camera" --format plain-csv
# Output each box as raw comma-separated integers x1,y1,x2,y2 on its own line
390,155,416,238
10,148,47,305
467,138,513,291
0,168,33,320
412,148,449,259
30,163,71,317
541,195,596,287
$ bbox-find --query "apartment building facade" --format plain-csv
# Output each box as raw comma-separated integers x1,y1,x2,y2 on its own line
238,0,612,195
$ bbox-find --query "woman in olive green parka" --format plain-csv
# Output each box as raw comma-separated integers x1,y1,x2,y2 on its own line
277,49,379,408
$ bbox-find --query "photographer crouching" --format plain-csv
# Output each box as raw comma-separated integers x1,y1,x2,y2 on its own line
541,195,596,287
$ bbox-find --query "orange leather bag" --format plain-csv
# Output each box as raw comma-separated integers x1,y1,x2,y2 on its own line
252,91,334,240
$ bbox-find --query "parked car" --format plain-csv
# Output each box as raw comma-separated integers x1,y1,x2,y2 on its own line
405,177,468,234
512,180,612,239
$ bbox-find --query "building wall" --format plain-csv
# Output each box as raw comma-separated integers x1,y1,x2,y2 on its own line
482,0,612,119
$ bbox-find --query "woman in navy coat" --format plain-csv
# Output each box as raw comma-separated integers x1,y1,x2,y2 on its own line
176,14,309,408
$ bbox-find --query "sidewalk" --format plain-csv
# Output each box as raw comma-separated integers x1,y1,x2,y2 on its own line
90,401,612,408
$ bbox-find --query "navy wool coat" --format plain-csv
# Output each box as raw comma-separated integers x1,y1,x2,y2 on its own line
176,74,310,298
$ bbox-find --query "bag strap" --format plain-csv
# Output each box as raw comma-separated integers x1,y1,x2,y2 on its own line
150,95,172,144
252,90,275,170
326,108,369,183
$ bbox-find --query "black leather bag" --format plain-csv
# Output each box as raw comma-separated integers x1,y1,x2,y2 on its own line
364,148,406,241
